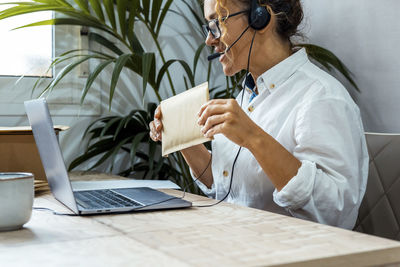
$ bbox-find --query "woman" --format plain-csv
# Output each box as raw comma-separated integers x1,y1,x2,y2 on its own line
149,0,368,230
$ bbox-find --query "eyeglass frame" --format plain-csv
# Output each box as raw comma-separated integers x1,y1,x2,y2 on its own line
202,10,249,39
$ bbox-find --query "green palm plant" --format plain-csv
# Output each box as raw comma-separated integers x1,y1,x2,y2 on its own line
68,102,198,192
0,0,202,193
0,0,195,104
0,0,359,194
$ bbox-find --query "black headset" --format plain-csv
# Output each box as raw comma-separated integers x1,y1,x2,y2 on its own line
207,0,272,60
249,0,271,30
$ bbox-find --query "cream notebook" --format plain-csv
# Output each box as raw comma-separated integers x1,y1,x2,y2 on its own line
161,82,211,156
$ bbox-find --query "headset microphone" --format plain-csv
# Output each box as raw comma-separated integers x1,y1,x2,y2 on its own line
207,52,223,61
207,24,251,61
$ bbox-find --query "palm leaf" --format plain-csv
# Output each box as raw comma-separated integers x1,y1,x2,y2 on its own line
155,0,173,36
109,54,132,108
150,0,162,31
148,140,157,177
81,59,114,104
114,115,131,140
39,54,107,97
74,0,90,14
170,0,204,37
100,117,121,137
127,0,142,53
88,0,105,22
0,5,70,20
58,48,113,59
128,32,144,55
193,42,206,77
141,0,150,22
103,0,116,29
12,18,114,37
68,138,115,170
109,136,133,172
153,153,165,177
130,132,147,168
116,0,129,39
142,52,155,96
31,52,85,96
89,143,120,170
89,32,124,55
155,59,195,92
83,117,117,140
31,49,113,97
54,0,73,8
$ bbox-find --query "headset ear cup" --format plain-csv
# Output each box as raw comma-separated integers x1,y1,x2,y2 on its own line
249,0,271,30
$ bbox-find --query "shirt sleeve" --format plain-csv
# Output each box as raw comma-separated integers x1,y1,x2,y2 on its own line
189,168,216,198
273,97,368,229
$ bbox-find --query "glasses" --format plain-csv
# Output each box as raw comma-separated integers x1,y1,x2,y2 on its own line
202,10,248,39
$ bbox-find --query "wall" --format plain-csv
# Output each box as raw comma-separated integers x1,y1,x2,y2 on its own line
302,0,400,133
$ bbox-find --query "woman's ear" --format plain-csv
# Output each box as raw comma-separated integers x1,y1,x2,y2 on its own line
256,6,273,34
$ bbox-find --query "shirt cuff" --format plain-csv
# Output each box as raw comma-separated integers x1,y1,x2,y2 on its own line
189,168,216,198
273,160,316,210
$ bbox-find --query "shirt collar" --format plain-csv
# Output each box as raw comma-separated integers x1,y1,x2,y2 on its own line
243,73,256,94
242,48,309,95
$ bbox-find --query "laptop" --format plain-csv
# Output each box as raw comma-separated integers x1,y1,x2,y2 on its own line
24,98,192,215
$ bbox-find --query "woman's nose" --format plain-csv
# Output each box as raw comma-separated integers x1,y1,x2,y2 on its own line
205,32,218,47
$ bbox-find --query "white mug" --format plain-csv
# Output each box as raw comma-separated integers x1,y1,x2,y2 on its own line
0,173,34,231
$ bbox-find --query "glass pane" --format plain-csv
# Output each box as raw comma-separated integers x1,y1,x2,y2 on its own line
0,0,53,77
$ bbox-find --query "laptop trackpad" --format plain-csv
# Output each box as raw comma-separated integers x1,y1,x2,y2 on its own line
112,187,173,205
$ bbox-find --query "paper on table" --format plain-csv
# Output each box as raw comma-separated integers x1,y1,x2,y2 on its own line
71,179,181,191
161,82,212,156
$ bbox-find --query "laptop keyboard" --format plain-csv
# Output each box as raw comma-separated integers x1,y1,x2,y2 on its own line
74,189,143,210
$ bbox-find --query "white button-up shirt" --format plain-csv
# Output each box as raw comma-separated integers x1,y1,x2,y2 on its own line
194,48,369,230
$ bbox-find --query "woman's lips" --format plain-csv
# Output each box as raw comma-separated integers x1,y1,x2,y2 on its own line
216,47,226,62
219,53,226,62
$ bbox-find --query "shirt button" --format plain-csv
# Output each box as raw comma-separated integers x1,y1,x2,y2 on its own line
270,84,275,89
248,106,255,112
223,170,229,177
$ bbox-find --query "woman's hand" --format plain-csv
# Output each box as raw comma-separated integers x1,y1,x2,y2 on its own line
149,104,214,187
149,105,163,142
197,99,259,148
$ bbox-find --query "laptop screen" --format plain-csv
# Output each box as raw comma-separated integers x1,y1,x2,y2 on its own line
24,98,78,213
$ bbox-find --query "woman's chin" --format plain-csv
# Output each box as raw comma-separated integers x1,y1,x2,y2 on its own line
222,65,239,77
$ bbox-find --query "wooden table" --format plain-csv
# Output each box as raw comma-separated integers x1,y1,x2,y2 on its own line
1,185,400,266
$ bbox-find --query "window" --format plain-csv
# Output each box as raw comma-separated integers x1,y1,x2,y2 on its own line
0,0,53,77
0,1,101,116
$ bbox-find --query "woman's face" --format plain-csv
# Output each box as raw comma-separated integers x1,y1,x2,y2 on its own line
204,0,251,76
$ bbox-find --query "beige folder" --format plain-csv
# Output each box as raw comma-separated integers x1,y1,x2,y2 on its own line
160,82,211,156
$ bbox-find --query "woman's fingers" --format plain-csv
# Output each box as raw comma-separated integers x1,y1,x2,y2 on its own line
200,114,227,136
154,105,162,119
149,120,162,142
149,105,163,142
204,121,225,138
149,121,157,141
155,118,162,131
197,100,230,126
198,99,229,118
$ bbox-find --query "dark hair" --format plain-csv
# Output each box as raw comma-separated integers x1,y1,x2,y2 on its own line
237,0,304,44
